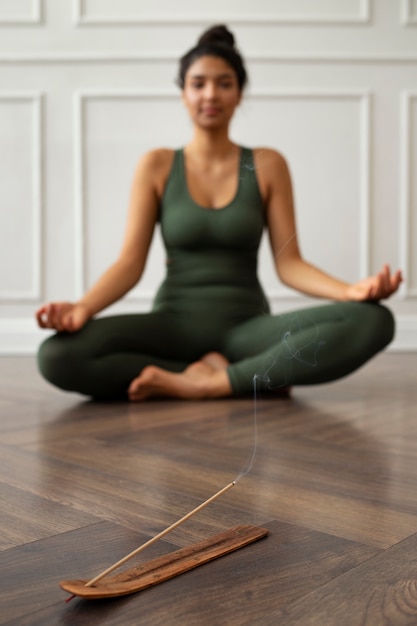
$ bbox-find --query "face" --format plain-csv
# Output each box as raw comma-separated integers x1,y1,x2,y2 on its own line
182,55,242,129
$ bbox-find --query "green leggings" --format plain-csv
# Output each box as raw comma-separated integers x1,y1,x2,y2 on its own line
37,301,394,400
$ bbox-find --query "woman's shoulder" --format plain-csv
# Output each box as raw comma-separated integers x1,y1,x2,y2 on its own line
137,147,176,171
251,146,291,189
132,148,176,193
251,146,288,169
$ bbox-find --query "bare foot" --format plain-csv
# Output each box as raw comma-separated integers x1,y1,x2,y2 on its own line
128,355,232,401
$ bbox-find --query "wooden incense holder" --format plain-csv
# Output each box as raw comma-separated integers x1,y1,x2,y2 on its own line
60,524,268,600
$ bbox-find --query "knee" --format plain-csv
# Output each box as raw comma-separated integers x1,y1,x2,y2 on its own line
37,334,78,391
375,303,395,347
351,302,395,351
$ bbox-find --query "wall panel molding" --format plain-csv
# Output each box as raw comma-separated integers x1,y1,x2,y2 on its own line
250,90,372,285
400,90,417,299
74,88,371,303
0,319,52,355
401,0,417,26
73,89,179,300
73,0,370,26
0,91,43,301
0,0,42,25
1,52,417,64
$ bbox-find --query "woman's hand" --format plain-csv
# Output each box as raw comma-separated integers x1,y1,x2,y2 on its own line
35,302,91,332
345,264,403,302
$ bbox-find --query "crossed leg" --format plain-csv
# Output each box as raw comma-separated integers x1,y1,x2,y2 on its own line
38,303,394,401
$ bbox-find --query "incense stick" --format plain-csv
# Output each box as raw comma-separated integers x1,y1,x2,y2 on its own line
84,480,236,588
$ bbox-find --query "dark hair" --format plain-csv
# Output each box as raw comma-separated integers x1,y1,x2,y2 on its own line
177,25,248,91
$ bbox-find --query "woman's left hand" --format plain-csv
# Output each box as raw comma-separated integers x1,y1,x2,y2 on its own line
345,264,403,302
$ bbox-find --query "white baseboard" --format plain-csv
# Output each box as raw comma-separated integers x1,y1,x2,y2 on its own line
388,315,417,352
0,319,53,355
0,315,416,355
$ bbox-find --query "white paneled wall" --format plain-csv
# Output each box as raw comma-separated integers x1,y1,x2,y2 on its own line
0,92,42,300
0,0,416,353
0,0,41,24
74,0,369,24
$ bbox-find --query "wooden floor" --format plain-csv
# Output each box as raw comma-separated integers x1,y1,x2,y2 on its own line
1,353,417,625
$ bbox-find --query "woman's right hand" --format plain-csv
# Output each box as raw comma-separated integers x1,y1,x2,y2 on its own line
35,302,91,332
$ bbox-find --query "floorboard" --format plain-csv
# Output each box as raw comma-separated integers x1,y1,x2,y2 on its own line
276,531,417,626
0,520,380,626
0,353,417,624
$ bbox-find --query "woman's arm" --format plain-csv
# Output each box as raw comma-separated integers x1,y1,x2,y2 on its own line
36,149,172,331
256,148,402,302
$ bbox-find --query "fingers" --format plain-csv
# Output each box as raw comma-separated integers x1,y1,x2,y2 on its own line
380,264,389,290
372,266,390,298
347,265,404,303
35,305,48,328
373,265,403,299
382,265,403,295
47,304,62,330
49,304,62,330
392,269,403,290
35,303,72,331
35,303,57,329
35,301,90,332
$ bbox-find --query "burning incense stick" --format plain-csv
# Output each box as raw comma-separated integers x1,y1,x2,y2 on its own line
84,480,236,588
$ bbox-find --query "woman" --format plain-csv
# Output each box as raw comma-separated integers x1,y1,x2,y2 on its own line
36,25,402,401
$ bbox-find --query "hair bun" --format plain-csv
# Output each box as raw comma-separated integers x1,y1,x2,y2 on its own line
177,23,247,90
197,25,235,49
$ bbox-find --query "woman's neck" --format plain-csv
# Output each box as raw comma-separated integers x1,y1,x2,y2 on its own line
186,128,237,161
